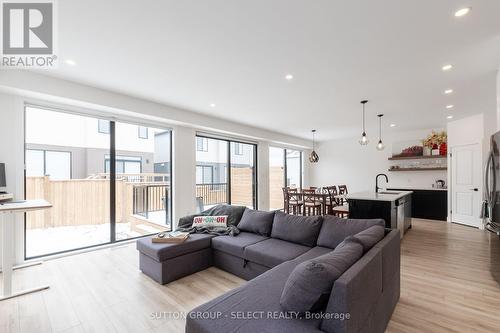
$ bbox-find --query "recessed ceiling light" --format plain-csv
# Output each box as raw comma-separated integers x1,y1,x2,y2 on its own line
455,7,471,17
285,74,294,80
447,115,454,119
209,103,216,108
444,89,453,94
442,64,453,71
390,124,396,128
446,105,454,109
65,59,76,66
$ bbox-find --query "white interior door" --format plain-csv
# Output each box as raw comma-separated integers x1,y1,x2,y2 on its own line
451,144,482,228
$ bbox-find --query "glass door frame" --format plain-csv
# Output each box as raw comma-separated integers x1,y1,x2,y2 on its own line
283,149,303,189
195,135,258,209
23,104,173,260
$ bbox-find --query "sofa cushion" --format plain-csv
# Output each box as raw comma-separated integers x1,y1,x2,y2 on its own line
271,211,323,247
237,209,275,236
136,233,215,262
317,215,385,249
353,225,385,253
292,246,333,263
211,232,268,258
186,260,324,333
280,237,364,313
244,238,311,268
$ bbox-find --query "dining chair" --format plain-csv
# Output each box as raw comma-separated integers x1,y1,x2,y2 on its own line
338,185,348,205
334,185,349,218
282,187,290,213
323,186,337,215
302,189,322,216
287,188,303,215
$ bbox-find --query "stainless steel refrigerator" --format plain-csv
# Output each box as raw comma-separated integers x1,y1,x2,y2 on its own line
484,131,500,235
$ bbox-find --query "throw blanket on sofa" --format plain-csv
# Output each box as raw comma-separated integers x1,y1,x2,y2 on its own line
176,205,246,236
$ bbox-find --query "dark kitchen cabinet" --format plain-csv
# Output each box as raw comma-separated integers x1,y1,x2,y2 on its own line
388,188,447,221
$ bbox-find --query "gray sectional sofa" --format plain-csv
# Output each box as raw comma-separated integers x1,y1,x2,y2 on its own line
136,205,400,333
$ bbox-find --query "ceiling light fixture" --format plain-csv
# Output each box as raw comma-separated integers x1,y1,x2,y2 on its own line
65,59,76,66
446,105,454,109
447,115,454,119
390,124,396,128
442,64,453,71
285,74,294,80
209,103,216,108
376,114,385,151
309,130,319,163
359,100,369,145
444,89,453,94
455,7,471,17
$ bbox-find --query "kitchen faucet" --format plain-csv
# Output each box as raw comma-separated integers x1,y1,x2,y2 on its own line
375,173,388,193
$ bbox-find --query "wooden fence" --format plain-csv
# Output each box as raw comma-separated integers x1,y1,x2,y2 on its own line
25,176,169,230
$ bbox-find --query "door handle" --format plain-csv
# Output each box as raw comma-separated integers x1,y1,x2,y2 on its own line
471,188,479,191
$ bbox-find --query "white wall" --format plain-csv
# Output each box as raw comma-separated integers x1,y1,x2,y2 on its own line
310,129,447,192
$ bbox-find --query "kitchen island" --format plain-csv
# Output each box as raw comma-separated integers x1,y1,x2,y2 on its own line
347,190,413,238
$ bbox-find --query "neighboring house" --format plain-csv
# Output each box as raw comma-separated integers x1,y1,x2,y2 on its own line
25,107,171,181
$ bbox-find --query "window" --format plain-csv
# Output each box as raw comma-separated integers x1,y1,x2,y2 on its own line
196,137,208,151
138,126,148,139
98,119,110,134
105,155,142,174
195,136,257,210
268,147,303,209
26,149,71,180
234,143,243,155
25,106,173,259
196,165,214,184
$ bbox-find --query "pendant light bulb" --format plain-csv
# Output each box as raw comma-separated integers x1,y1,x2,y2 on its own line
309,129,319,163
376,114,385,151
359,100,369,145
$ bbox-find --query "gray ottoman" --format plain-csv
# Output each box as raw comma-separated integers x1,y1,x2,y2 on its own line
136,233,215,284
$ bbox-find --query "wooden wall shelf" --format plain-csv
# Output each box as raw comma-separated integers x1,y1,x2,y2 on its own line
388,155,447,161
388,167,447,172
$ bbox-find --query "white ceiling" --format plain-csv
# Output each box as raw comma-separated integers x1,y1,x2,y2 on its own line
42,0,500,141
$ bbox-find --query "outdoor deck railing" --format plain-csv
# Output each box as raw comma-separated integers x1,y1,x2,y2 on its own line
133,184,169,220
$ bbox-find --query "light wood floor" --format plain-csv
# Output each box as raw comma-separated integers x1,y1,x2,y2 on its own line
1,219,499,333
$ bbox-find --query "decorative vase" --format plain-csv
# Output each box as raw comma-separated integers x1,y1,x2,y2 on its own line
423,147,431,156
439,143,447,156
431,144,440,156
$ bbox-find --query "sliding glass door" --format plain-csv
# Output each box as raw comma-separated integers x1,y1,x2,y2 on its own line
269,147,285,210
25,107,111,258
230,142,257,208
268,147,303,210
24,106,172,258
114,121,172,241
195,136,257,211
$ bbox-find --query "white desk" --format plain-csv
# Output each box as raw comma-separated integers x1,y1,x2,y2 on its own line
0,199,52,301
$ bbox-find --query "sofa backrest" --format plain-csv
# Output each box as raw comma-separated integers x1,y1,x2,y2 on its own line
320,229,400,333
316,215,385,249
271,211,323,247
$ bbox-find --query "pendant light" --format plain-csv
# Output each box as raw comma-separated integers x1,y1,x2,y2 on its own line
309,129,319,163
376,114,385,151
359,100,369,145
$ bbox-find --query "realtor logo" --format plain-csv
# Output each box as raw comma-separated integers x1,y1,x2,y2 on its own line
1,0,57,68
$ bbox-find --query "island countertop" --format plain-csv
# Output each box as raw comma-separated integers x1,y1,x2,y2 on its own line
346,190,413,202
